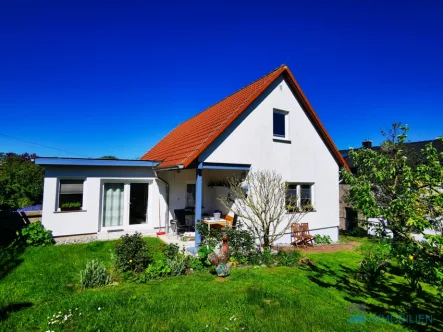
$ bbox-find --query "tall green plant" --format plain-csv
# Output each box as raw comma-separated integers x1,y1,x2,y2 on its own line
342,123,443,293
16,221,54,247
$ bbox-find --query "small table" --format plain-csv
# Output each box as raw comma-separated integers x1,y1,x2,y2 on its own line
200,219,227,230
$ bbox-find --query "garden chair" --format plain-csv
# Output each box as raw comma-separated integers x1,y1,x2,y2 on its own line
301,223,314,247
225,214,238,229
170,209,193,236
291,223,307,248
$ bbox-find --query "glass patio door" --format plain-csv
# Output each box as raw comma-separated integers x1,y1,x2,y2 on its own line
103,183,125,227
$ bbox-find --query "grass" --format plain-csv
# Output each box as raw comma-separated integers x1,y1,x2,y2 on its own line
0,237,441,331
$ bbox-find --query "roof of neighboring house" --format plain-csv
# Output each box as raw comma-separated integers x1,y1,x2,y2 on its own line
340,139,443,173
141,64,349,171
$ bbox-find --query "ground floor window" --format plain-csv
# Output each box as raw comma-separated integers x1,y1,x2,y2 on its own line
58,179,84,210
286,183,314,212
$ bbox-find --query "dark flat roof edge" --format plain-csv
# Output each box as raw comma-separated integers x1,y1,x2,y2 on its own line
35,157,160,167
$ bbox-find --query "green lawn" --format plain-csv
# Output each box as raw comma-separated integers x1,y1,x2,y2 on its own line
0,238,441,331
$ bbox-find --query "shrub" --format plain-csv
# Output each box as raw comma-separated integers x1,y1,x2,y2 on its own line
358,242,391,285
144,260,171,279
186,256,205,271
195,222,256,262
163,243,180,260
314,234,332,245
16,221,54,247
114,233,151,273
276,249,301,267
166,256,187,276
80,259,111,289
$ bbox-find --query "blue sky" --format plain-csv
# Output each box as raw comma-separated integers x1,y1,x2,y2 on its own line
1,0,442,158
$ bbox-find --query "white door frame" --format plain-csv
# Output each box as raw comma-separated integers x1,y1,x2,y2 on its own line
99,179,153,232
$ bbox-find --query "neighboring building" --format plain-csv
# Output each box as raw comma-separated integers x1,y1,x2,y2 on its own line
37,65,348,244
339,139,443,231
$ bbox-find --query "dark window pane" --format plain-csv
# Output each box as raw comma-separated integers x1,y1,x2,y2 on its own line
273,112,285,137
301,184,311,206
285,183,298,212
186,184,196,207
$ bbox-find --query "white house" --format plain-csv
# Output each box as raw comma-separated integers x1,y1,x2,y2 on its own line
36,65,349,244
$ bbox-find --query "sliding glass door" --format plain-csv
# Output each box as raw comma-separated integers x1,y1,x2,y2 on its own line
102,182,150,229
103,183,125,227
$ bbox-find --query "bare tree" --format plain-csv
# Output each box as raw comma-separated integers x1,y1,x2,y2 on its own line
219,170,308,250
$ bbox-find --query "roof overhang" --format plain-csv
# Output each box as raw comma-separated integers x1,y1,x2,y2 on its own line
35,157,160,167
201,162,250,171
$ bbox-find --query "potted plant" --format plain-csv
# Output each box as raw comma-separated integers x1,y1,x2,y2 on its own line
60,202,82,211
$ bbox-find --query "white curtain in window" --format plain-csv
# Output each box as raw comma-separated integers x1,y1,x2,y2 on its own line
103,183,125,227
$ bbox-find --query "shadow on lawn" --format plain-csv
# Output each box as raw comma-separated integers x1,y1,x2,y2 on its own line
0,245,24,281
0,302,33,321
302,262,442,331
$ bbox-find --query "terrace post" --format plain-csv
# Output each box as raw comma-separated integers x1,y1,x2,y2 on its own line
195,163,203,246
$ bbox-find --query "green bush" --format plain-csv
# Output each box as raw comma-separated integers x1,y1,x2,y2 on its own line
276,250,301,266
80,259,111,289
166,256,187,276
314,234,332,244
16,221,54,247
195,222,255,262
163,243,180,260
358,242,391,285
144,260,171,279
186,255,205,271
114,233,151,273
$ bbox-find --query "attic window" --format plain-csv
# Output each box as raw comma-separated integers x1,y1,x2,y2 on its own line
273,109,289,139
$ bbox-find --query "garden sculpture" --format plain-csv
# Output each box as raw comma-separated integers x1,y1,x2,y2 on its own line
208,234,231,277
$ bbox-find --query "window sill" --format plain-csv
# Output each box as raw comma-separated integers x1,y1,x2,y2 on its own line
273,137,291,144
286,209,317,214
54,210,87,214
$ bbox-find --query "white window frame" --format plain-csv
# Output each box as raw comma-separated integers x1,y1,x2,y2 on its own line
55,177,86,212
100,179,153,232
286,183,315,212
273,109,290,140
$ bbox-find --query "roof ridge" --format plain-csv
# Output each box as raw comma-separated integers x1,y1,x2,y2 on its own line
178,65,286,165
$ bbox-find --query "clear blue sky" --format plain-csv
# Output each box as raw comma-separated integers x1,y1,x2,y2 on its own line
1,0,442,159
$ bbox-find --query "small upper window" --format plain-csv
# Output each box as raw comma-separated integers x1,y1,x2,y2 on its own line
59,179,84,210
273,111,286,138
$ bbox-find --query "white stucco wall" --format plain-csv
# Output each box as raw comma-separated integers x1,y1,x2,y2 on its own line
42,166,160,237
199,75,340,243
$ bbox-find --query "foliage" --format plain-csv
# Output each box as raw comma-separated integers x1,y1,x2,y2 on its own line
0,153,44,211
80,259,111,289
197,245,215,268
218,170,307,250
342,123,443,293
358,242,391,285
276,249,302,267
114,233,151,273
186,255,205,271
162,243,180,260
144,259,171,279
196,222,256,262
314,234,332,244
16,221,54,247
61,202,81,208
166,255,187,276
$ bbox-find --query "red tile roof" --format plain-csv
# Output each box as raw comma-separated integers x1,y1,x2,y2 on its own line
141,65,349,171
